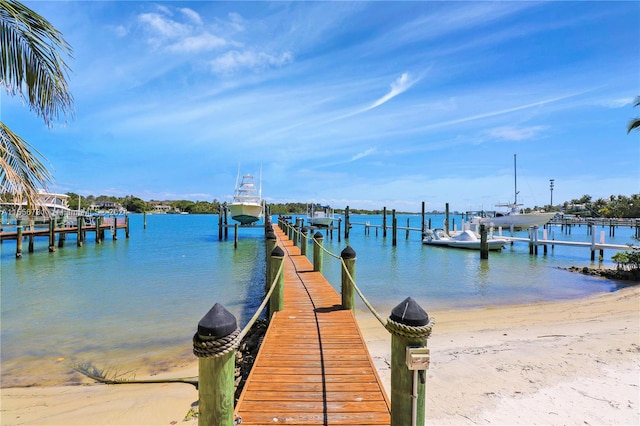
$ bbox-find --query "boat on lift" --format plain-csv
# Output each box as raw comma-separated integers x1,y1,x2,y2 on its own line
228,170,263,225
307,204,337,227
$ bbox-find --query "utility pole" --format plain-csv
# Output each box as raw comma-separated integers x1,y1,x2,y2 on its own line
549,179,555,207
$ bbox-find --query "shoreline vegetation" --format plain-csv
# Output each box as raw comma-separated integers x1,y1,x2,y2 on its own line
1,287,638,425
11,192,638,217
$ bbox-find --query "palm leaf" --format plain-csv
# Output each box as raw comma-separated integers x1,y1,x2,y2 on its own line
0,120,52,210
0,0,74,126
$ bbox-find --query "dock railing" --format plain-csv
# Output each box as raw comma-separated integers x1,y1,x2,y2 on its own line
278,216,436,426
193,217,285,425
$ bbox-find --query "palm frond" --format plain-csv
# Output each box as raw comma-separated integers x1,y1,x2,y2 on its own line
0,120,52,209
0,0,74,126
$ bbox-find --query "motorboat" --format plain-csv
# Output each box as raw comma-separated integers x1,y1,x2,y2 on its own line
422,228,507,250
307,204,336,227
228,171,263,225
470,154,554,231
470,205,555,231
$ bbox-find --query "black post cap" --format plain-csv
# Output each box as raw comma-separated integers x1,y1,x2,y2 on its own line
314,231,324,239
340,246,356,259
390,297,429,326
271,245,285,257
197,303,237,338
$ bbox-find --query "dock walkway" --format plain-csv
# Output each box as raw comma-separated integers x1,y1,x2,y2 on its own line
234,226,391,425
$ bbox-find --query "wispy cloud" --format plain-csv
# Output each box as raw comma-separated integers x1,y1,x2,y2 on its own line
487,126,548,141
366,72,419,111
351,147,377,161
209,50,294,74
137,6,233,53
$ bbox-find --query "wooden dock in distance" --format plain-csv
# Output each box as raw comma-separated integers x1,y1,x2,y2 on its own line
234,226,391,425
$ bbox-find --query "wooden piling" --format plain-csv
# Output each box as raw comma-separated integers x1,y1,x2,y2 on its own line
392,209,397,246
268,246,285,318
193,304,238,426
300,227,308,256
383,206,387,238
388,298,431,426
345,206,350,239
234,223,238,248
479,224,488,259
313,231,324,273
224,207,228,239
48,218,56,252
445,203,450,235
340,246,356,311
16,219,22,258
77,217,84,247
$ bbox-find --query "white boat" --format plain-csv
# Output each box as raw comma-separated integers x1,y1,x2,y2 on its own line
471,205,555,231
471,154,554,231
307,204,336,227
228,172,263,225
422,228,507,251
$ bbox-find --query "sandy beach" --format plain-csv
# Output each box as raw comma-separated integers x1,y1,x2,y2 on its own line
2,286,638,425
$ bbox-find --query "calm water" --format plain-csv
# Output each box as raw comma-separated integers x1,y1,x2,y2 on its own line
1,213,636,386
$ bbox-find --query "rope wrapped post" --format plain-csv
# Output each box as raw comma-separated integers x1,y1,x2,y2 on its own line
340,246,356,311
386,297,434,426
292,223,299,248
193,303,240,426
313,231,324,273
300,226,309,256
269,246,285,319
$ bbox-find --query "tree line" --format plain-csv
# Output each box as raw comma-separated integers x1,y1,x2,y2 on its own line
66,193,640,218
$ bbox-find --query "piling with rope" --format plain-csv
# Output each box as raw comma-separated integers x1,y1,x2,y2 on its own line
300,226,309,256
193,303,240,426
340,246,356,311
268,246,285,319
386,297,433,426
313,231,324,273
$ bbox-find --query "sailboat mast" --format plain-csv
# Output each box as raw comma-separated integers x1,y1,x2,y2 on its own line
513,154,518,205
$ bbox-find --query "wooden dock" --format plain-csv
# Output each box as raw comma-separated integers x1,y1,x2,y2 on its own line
0,216,129,257
234,226,391,425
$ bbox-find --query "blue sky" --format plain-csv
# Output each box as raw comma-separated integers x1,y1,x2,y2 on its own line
4,1,639,212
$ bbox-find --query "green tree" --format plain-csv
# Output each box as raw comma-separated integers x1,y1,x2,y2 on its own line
0,0,73,209
628,96,640,134
122,196,146,213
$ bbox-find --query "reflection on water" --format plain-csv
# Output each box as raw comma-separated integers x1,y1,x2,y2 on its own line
1,213,635,386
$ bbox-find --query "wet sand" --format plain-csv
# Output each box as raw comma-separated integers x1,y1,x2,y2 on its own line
2,286,638,425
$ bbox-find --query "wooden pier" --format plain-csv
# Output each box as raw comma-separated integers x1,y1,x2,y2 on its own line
0,216,129,257
234,225,391,425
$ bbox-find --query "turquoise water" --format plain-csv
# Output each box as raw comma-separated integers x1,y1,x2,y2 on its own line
1,213,636,386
